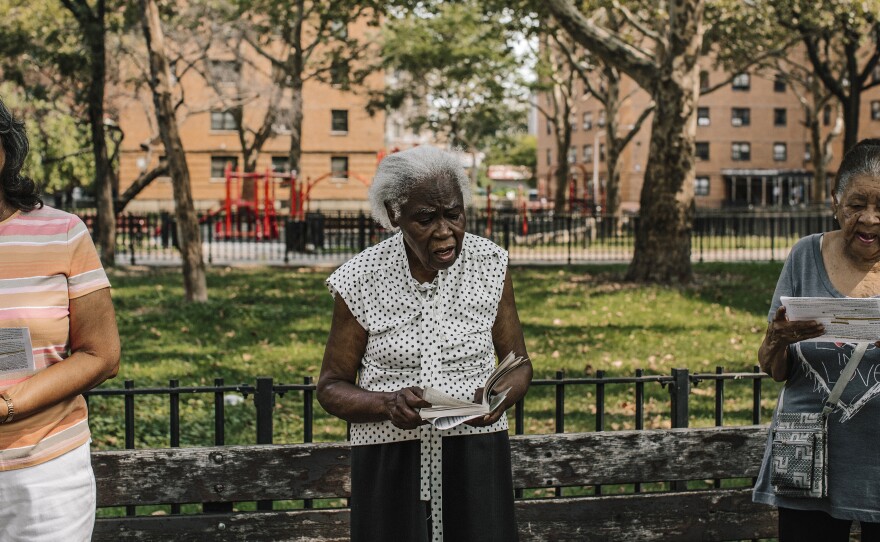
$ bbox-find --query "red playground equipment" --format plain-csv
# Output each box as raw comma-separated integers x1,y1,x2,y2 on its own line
289,171,372,221
217,163,291,241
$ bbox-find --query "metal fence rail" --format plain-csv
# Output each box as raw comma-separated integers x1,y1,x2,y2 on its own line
79,208,833,266
85,367,772,452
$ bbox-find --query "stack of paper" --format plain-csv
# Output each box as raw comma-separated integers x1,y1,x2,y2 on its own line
419,352,529,429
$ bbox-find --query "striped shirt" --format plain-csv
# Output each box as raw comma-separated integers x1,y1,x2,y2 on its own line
0,205,110,470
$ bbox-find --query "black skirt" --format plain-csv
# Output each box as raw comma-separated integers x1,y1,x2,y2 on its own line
350,431,518,542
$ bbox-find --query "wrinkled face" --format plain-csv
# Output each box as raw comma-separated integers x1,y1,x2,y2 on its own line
388,176,466,283
834,174,880,263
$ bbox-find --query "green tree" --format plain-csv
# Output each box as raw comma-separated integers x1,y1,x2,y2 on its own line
0,0,122,264
381,1,529,185
233,0,385,202
771,0,880,154
0,83,94,203
141,0,208,302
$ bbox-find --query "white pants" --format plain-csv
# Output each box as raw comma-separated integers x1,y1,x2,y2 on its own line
0,442,96,541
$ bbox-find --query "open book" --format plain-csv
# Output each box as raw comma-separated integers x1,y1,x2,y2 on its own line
419,352,528,430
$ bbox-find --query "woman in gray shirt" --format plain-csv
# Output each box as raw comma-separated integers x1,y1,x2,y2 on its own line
754,139,880,540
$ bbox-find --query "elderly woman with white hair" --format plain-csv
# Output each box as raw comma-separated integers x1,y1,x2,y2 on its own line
753,138,880,540
317,145,532,542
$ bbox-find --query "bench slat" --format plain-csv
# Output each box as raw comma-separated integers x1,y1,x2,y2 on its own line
94,509,351,542
92,443,351,506
516,488,776,541
511,425,769,489
92,426,770,506
93,488,775,541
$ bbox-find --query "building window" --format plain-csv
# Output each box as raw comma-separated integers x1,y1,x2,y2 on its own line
546,148,552,166
330,156,349,179
211,156,238,179
823,105,832,126
774,108,787,126
804,143,812,162
582,112,593,130
695,176,710,196
732,73,750,91
331,110,349,132
545,119,552,135
696,142,709,161
330,60,350,87
583,144,593,163
271,156,290,172
569,114,577,132
872,101,880,121
599,143,606,162
874,65,880,83
210,110,237,131
774,74,786,92
731,142,751,161
568,146,577,164
731,107,750,127
273,108,292,133
773,142,787,161
210,60,239,84
697,107,710,126
699,70,709,91
597,110,606,128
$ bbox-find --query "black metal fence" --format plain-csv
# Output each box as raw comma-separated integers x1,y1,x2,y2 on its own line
81,208,834,266
84,367,774,452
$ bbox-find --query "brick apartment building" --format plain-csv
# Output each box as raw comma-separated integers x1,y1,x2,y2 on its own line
536,56,880,212
112,19,384,213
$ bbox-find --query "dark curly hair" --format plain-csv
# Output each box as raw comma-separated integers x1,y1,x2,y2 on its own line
0,97,42,211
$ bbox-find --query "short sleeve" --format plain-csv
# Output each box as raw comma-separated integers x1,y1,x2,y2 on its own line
326,265,369,331
66,215,110,299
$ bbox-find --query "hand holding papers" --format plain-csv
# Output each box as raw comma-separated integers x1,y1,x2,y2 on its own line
781,296,880,342
419,352,528,430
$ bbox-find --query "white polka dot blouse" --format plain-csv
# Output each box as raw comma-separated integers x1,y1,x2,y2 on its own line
326,231,510,445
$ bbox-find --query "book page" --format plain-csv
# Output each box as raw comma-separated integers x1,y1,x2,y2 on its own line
781,296,880,342
0,327,36,378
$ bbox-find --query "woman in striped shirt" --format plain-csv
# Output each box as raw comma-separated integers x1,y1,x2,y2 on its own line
0,97,120,541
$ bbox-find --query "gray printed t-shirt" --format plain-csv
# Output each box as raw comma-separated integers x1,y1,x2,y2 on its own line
752,233,880,522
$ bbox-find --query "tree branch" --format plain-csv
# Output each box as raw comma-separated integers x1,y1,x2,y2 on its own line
114,165,168,213
545,0,656,89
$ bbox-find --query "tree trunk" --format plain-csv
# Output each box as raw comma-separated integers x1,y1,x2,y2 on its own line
545,0,703,284
142,0,208,302
287,72,305,212
625,2,702,284
841,92,860,155
808,118,826,204
604,70,622,219
553,104,572,213
81,1,115,267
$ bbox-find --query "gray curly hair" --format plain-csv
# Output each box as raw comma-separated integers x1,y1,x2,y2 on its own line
369,146,472,230
834,138,880,200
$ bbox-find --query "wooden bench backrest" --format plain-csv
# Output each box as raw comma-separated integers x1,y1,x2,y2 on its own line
92,425,777,541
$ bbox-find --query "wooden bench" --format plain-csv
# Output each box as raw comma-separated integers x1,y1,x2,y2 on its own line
91,425,776,541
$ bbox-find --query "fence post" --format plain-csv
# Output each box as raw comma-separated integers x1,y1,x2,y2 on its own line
255,377,274,511
202,378,235,514
669,368,689,491
669,368,690,429
124,379,135,516
303,376,314,509
555,370,565,498
770,215,776,262
753,365,763,424
358,212,367,252
127,214,137,265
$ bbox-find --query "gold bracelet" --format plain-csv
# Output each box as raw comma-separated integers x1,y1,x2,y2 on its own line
0,394,14,424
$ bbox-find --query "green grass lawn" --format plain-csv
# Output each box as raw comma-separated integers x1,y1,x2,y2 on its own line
92,262,785,449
